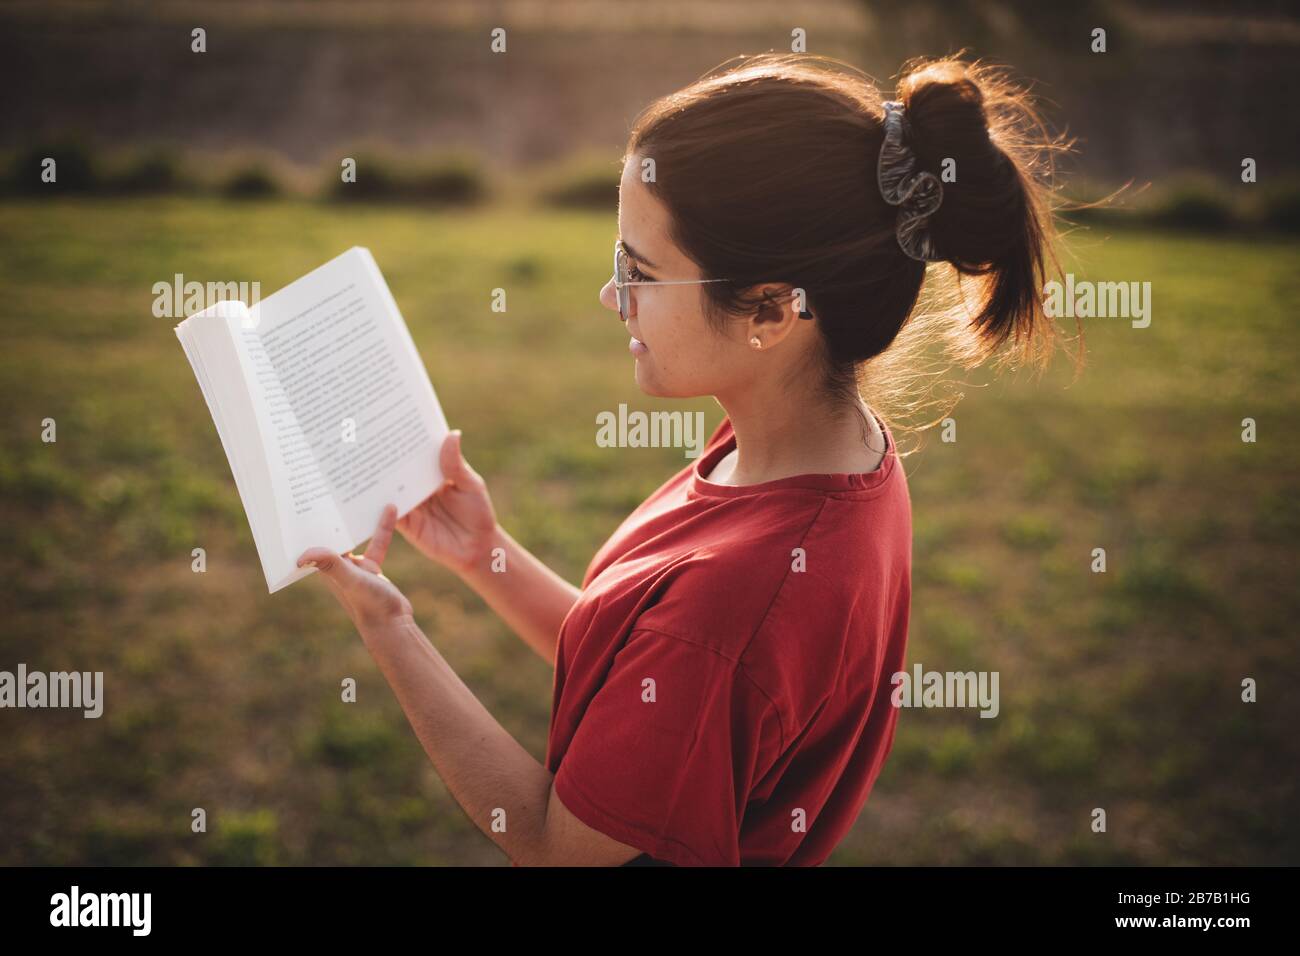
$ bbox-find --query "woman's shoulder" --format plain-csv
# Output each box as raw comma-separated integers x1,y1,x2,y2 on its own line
637,498,905,654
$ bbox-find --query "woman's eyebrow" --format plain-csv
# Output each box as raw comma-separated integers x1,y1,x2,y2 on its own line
619,239,659,271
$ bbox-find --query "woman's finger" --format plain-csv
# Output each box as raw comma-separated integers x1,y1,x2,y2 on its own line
299,547,365,581
363,503,399,566
298,546,341,570
296,548,365,604
439,429,465,486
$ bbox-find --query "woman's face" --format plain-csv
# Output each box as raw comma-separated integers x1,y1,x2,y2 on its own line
599,155,745,398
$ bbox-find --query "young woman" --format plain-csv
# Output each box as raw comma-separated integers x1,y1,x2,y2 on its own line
299,53,1066,866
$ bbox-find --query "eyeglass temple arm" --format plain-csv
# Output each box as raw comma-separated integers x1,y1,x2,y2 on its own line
618,278,730,287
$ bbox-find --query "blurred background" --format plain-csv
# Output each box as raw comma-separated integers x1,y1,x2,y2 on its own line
0,0,1297,866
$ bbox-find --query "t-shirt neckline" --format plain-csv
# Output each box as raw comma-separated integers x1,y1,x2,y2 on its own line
690,411,897,499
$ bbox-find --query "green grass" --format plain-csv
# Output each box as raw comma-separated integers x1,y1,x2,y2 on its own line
0,199,1297,865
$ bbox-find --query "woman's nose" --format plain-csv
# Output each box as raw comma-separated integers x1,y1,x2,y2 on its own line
599,277,622,318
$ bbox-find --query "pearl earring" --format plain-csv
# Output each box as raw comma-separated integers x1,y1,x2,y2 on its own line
749,336,762,350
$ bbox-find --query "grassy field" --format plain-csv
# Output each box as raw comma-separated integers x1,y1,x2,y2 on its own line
0,197,1297,865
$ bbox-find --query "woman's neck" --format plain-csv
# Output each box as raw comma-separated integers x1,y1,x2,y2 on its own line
711,386,884,486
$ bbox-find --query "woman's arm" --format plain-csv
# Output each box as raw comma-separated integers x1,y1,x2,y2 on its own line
364,615,640,865
398,431,580,664
456,524,580,664
299,517,641,866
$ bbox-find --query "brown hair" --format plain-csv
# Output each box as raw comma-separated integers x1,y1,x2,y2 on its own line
626,53,1080,446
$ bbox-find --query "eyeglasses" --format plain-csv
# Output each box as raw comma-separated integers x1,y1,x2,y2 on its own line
612,240,730,322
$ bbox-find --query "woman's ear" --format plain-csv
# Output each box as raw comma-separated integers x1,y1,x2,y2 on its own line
745,283,804,349
757,283,808,321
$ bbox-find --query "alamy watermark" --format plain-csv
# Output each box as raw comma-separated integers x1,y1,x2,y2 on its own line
891,663,999,718
596,404,706,459
152,273,261,319
50,886,150,936
0,664,103,718
1043,273,1151,328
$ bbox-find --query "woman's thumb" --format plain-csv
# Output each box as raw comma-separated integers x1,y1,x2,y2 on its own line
440,429,468,483
298,547,362,585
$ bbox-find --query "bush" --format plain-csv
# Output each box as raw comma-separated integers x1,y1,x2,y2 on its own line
1059,175,1300,234
222,162,282,199
327,151,488,204
535,152,622,210
1145,176,1233,230
406,155,486,204
6,139,99,195
107,147,190,194
1253,179,1300,233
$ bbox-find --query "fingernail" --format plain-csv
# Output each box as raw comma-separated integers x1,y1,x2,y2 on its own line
300,560,316,568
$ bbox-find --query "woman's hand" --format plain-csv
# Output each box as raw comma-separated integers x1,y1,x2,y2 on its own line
298,504,413,637
397,429,499,575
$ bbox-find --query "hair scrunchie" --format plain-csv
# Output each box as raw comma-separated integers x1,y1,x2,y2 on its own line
877,100,944,262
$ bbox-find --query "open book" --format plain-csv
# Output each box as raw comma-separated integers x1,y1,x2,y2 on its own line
175,247,449,592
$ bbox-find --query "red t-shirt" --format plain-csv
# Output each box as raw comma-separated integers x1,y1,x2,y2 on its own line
545,413,912,866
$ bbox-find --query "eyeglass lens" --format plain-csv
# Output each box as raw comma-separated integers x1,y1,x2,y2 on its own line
614,245,630,320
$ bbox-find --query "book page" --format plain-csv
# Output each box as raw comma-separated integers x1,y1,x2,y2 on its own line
237,247,448,580
177,300,296,591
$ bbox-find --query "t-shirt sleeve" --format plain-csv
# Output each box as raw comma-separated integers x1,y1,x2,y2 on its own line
552,626,784,866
